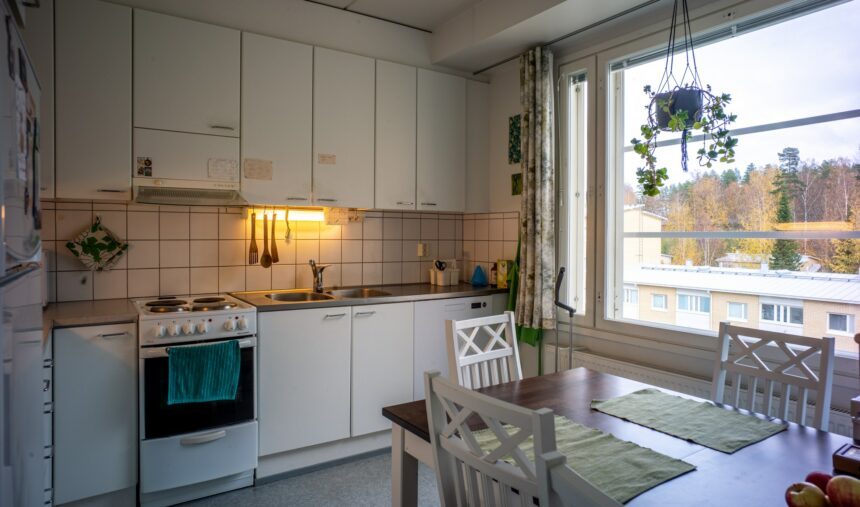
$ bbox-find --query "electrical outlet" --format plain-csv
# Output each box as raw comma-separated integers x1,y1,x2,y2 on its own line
417,243,427,257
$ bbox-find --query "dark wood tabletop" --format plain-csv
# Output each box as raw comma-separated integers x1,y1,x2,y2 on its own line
382,367,852,506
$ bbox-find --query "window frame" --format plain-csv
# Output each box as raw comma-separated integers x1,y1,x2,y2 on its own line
677,292,711,315
827,313,855,336
760,299,804,327
726,301,749,322
651,293,668,311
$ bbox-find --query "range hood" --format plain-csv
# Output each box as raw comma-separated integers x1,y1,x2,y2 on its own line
134,185,247,207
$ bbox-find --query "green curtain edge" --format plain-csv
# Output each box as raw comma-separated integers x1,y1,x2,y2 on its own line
506,235,545,374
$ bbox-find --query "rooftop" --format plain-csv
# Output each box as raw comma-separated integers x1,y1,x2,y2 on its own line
625,265,860,305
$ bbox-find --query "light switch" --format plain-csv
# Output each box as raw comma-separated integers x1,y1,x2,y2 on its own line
417,243,427,257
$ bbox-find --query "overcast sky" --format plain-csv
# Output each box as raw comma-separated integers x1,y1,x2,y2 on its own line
621,0,860,186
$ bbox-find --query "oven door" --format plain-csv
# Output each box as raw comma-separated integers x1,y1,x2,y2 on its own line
140,337,256,440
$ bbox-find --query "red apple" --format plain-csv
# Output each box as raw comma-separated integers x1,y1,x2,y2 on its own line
786,482,830,507
806,472,834,493
827,475,860,507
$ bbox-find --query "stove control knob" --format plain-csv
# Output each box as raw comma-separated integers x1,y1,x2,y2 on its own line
155,324,166,338
196,322,208,334
237,317,248,330
167,323,179,337
223,319,237,332
181,322,194,335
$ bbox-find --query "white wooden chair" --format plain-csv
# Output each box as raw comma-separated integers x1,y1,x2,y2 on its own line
711,322,835,430
424,371,620,507
446,311,523,390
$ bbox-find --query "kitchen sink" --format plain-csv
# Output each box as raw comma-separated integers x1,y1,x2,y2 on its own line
326,288,392,298
265,291,335,302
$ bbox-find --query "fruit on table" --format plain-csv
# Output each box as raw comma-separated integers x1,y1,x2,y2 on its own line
827,475,860,507
785,482,831,507
806,472,834,493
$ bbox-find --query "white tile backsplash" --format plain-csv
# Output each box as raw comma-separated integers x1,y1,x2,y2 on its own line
43,202,481,300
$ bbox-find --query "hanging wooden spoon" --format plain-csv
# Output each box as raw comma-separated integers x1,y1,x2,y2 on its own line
260,213,272,268
270,211,279,263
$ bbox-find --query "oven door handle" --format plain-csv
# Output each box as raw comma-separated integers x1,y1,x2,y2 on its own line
141,337,256,358
180,430,227,446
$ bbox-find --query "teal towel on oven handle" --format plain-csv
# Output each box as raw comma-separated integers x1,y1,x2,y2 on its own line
167,340,241,405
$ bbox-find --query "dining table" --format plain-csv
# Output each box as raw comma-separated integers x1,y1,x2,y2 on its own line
382,367,852,506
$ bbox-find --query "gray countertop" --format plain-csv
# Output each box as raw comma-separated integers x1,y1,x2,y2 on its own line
232,283,508,311
43,299,138,331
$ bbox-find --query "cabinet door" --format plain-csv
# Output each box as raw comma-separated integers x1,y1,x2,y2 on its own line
352,303,413,436
417,69,466,212
258,308,351,455
55,0,131,199
241,33,312,206
412,296,492,399
54,323,137,504
375,61,416,210
134,10,240,136
466,80,490,213
313,48,374,208
22,0,54,199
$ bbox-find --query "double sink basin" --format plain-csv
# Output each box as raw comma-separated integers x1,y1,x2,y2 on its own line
264,288,392,303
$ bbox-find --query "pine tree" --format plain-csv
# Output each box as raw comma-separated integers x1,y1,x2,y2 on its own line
828,238,860,274
770,192,801,271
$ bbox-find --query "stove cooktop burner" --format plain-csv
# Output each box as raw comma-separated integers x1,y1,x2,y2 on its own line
192,297,226,304
148,305,191,313
145,299,187,307
192,302,238,312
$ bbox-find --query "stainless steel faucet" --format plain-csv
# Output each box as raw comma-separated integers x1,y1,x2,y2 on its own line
309,260,331,293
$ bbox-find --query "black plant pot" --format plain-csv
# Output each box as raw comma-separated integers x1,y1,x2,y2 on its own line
654,88,703,130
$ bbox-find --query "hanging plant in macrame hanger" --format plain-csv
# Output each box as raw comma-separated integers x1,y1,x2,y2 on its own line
632,0,739,196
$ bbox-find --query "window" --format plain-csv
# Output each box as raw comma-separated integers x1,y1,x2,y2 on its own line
761,303,803,325
678,293,710,314
828,313,856,335
727,302,748,321
624,287,639,305
651,294,668,310
604,0,860,354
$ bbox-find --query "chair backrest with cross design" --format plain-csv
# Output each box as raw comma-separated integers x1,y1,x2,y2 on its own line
446,311,523,390
711,321,835,430
424,371,620,507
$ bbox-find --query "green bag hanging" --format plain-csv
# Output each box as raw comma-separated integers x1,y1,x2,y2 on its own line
65,217,128,271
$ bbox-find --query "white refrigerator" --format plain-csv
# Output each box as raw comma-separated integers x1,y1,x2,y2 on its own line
0,2,46,506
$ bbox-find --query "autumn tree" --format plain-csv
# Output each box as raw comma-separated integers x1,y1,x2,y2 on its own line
827,206,860,274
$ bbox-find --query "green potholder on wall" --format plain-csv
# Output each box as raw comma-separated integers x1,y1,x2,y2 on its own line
65,217,128,271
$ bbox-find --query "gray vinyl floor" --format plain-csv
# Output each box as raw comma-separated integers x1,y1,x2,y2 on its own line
183,452,441,507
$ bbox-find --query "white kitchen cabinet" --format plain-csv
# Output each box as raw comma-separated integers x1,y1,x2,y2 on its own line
466,80,490,213
53,323,137,504
375,61,416,210
351,303,413,436
242,33,313,206
312,47,375,209
412,296,494,399
22,0,54,199
417,69,466,212
134,9,240,137
55,0,131,200
258,308,351,455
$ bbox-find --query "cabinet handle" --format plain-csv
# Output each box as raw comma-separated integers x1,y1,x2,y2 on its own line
324,312,347,320
209,125,235,131
396,201,415,206
180,430,227,446
421,202,437,206
39,186,48,191
96,331,130,339
96,189,125,193
43,379,50,392
317,198,337,203
286,197,307,201
354,311,376,318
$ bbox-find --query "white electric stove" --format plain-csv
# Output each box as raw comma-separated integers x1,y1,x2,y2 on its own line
134,294,258,507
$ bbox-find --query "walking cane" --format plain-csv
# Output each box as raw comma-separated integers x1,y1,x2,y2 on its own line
554,267,576,373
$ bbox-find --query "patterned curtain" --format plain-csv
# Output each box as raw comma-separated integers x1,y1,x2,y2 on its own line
515,47,556,335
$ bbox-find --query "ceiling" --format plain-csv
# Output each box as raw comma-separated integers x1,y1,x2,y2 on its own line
307,0,482,32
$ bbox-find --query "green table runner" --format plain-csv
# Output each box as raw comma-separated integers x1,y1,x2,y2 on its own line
473,415,695,504
591,388,787,454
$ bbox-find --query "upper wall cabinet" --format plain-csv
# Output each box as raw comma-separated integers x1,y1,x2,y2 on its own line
134,10,240,137
313,47,374,209
466,80,489,213
55,0,131,200
241,33,313,206
375,60,416,210
417,69,466,212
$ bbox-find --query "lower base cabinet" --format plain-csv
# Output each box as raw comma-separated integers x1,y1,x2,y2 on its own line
53,323,137,504
351,303,413,436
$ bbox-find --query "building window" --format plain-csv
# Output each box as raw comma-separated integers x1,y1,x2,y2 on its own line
761,303,803,325
828,313,855,335
624,287,639,305
727,302,748,321
651,294,668,310
678,294,710,314
603,0,860,355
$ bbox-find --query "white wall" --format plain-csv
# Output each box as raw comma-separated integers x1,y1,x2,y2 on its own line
487,59,522,213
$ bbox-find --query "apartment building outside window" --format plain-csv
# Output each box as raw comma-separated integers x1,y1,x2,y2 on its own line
828,313,855,336
727,302,748,321
651,294,667,311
